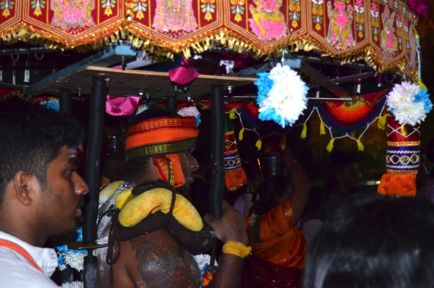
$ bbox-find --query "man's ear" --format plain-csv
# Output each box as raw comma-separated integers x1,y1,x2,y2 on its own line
13,171,37,206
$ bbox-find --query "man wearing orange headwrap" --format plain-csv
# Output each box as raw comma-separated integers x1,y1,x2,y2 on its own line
97,108,248,288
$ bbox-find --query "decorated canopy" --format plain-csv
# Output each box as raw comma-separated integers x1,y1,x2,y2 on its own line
0,0,419,78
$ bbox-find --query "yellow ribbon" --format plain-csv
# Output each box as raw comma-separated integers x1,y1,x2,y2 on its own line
239,128,245,141
326,139,335,153
279,135,286,151
255,137,262,151
229,109,237,120
300,123,307,139
378,114,387,130
356,139,364,151
320,121,326,135
222,241,252,258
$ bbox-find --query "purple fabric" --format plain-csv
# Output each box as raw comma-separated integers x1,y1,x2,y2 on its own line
408,0,429,18
106,96,140,116
169,58,199,85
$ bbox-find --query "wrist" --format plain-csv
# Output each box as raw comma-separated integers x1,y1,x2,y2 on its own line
222,241,251,258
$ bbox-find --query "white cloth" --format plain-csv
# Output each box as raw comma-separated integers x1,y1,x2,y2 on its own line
0,231,59,288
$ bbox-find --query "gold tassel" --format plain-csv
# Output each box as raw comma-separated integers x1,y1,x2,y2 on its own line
255,137,262,151
279,135,286,151
378,114,387,130
326,139,335,153
356,139,364,151
239,128,245,141
300,123,307,139
418,78,427,90
320,121,326,135
229,109,237,120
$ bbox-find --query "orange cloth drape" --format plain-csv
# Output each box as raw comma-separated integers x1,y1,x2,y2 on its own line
245,199,306,269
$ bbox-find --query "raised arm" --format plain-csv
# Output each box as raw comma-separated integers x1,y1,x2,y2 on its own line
204,200,248,288
284,148,310,223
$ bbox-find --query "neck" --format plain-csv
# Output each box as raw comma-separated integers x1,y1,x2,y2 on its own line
0,212,47,247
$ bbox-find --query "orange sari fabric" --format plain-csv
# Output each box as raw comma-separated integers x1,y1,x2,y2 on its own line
245,199,307,269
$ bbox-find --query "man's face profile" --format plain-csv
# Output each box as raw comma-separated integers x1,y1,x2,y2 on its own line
36,145,88,237
177,151,199,195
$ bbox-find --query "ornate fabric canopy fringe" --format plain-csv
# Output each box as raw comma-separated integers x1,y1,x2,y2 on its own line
0,0,419,78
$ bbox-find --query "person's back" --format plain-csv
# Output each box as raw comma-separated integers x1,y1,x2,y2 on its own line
303,196,434,288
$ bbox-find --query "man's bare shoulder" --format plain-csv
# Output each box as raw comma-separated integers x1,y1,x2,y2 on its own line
120,229,201,288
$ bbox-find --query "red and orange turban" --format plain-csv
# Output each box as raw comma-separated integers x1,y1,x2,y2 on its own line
125,116,199,188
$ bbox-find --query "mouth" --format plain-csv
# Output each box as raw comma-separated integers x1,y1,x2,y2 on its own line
75,198,84,218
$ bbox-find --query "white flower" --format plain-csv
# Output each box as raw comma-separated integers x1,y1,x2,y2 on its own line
178,106,200,118
393,101,426,126
355,6,364,13
62,281,83,288
258,63,308,127
193,254,218,271
312,0,323,4
63,251,88,272
386,81,428,126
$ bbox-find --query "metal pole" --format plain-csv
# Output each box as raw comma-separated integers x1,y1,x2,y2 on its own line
59,89,72,115
83,77,106,288
166,96,177,112
209,85,225,219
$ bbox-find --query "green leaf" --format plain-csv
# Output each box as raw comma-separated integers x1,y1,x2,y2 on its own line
202,7,207,12
210,7,215,12
111,0,116,3
40,3,44,8
0,4,5,9
211,4,215,8
201,4,206,8
240,10,244,14
31,3,35,8
41,0,46,3
133,6,138,11
31,0,35,4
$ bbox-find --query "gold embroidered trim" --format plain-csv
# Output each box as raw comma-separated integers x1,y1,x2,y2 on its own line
387,169,418,175
126,138,196,161
387,141,420,147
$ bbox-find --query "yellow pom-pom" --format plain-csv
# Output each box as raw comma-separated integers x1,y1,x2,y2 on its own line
356,139,364,151
378,113,387,130
326,138,335,153
239,128,245,141
229,109,237,120
320,121,326,135
300,123,307,139
255,137,262,151
418,78,427,90
279,135,286,151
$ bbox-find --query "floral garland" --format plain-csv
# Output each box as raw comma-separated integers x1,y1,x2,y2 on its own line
178,106,201,126
56,227,88,272
40,98,59,112
255,63,309,128
386,81,432,126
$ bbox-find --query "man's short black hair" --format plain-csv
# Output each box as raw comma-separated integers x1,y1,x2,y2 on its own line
303,195,434,288
0,98,84,206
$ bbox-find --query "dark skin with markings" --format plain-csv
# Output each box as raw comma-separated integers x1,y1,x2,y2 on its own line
98,151,247,288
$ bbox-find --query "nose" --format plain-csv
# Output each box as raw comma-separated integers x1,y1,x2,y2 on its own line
73,172,89,195
188,153,199,173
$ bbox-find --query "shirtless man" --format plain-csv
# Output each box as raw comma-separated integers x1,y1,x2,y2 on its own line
97,108,247,288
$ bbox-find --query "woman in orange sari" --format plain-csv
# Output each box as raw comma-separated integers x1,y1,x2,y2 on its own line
243,147,310,288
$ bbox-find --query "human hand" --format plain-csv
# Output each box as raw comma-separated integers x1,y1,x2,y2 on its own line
203,200,247,245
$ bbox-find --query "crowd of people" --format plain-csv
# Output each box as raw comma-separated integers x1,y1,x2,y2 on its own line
1,98,434,288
